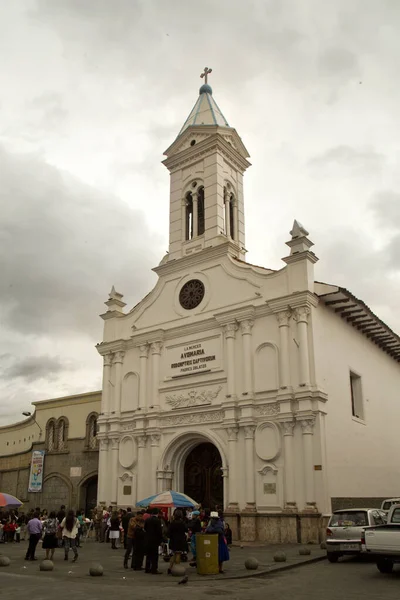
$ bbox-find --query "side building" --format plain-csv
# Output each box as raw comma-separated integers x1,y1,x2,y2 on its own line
0,391,101,514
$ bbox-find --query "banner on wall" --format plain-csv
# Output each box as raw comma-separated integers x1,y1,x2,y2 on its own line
28,450,45,492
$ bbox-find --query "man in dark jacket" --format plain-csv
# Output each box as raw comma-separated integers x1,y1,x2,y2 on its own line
122,508,133,549
144,509,163,574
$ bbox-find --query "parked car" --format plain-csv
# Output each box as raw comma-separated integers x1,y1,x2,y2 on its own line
326,508,387,562
363,504,400,573
381,498,400,513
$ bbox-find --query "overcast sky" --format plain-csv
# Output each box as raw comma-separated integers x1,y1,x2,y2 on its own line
1,0,399,425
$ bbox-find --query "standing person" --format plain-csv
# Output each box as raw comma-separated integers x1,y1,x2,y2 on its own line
93,506,103,542
75,510,84,548
56,505,66,548
25,512,42,561
123,513,137,569
100,507,109,543
144,508,163,574
18,512,27,542
121,507,133,549
224,523,232,547
206,512,229,574
188,510,201,566
60,510,79,562
167,510,187,575
42,511,58,560
132,514,146,570
109,511,120,549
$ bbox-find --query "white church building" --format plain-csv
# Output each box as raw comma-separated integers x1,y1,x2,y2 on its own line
96,71,400,543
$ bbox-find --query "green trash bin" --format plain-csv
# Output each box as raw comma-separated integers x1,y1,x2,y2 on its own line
196,533,219,575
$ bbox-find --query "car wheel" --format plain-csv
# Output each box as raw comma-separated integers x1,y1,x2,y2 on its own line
377,559,393,574
327,552,340,563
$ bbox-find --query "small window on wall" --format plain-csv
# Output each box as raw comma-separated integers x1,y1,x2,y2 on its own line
350,371,364,420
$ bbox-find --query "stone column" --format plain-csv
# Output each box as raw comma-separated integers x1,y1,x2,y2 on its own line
136,435,148,501
295,306,311,386
165,468,173,491
113,351,125,414
181,199,187,241
102,353,113,415
110,436,120,505
240,320,254,395
233,199,239,241
244,425,256,510
192,191,198,238
276,311,291,389
138,344,149,410
156,470,165,493
150,433,161,496
282,420,297,510
98,437,109,504
150,342,162,410
300,418,317,510
224,323,237,397
227,427,239,509
224,190,231,237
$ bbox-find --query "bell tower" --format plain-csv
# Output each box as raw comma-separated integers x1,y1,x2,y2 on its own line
163,68,251,262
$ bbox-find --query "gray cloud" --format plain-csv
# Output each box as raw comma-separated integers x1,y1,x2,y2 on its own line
308,145,385,172
0,145,161,337
1,355,76,383
371,191,400,228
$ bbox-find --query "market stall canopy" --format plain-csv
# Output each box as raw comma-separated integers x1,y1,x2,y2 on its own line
136,490,199,509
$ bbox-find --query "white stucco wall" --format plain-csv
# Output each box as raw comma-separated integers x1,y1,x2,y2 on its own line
314,302,400,501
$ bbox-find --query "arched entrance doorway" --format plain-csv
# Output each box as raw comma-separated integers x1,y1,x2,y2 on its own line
184,442,223,510
80,475,98,515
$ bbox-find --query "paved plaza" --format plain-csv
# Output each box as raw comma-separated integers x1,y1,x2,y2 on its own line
0,544,399,600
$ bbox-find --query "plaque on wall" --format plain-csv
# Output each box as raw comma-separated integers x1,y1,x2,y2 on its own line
263,483,276,495
165,336,221,378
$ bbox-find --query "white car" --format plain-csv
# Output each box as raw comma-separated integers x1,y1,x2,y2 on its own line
326,508,387,563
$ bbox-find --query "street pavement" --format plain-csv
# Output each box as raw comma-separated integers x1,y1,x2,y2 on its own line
1,540,400,600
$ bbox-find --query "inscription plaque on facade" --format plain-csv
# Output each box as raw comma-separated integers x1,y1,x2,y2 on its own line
165,337,221,378
263,483,276,495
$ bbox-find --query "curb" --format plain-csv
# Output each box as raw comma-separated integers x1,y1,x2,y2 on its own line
191,554,327,582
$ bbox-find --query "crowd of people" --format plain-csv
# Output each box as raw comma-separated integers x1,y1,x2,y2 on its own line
0,504,232,573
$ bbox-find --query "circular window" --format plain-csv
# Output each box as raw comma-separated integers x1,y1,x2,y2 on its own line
179,279,205,310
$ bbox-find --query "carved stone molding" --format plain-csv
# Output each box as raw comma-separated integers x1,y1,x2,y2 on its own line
151,341,163,355
166,385,222,409
139,344,149,358
294,306,311,323
227,427,239,442
121,422,136,432
119,472,133,482
281,420,296,436
300,417,315,435
221,467,229,478
136,435,148,448
114,350,125,364
276,310,292,327
150,434,161,447
254,402,280,417
224,323,238,339
104,353,113,368
110,437,120,450
240,319,254,335
164,410,224,427
243,425,256,439
99,438,109,451
258,465,278,476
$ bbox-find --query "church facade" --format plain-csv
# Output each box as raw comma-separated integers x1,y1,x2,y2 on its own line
96,75,400,542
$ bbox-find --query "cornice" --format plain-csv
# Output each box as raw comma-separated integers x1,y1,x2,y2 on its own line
153,240,241,277
267,291,319,312
163,133,251,173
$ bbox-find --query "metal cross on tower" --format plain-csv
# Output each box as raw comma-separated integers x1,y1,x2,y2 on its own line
200,67,212,84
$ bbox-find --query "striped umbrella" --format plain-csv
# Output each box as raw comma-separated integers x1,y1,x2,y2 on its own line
0,493,23,509
136,490,199,509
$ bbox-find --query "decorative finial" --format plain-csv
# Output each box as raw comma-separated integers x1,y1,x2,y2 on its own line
200,67,212,84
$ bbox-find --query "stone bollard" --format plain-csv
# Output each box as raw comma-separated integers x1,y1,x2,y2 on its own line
89,563,104,577
245,557,259,570
299,547,311,556
0,556,10,567
273,551,287,563
320,542,327,550
40,559,54,571
171,564,187,577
